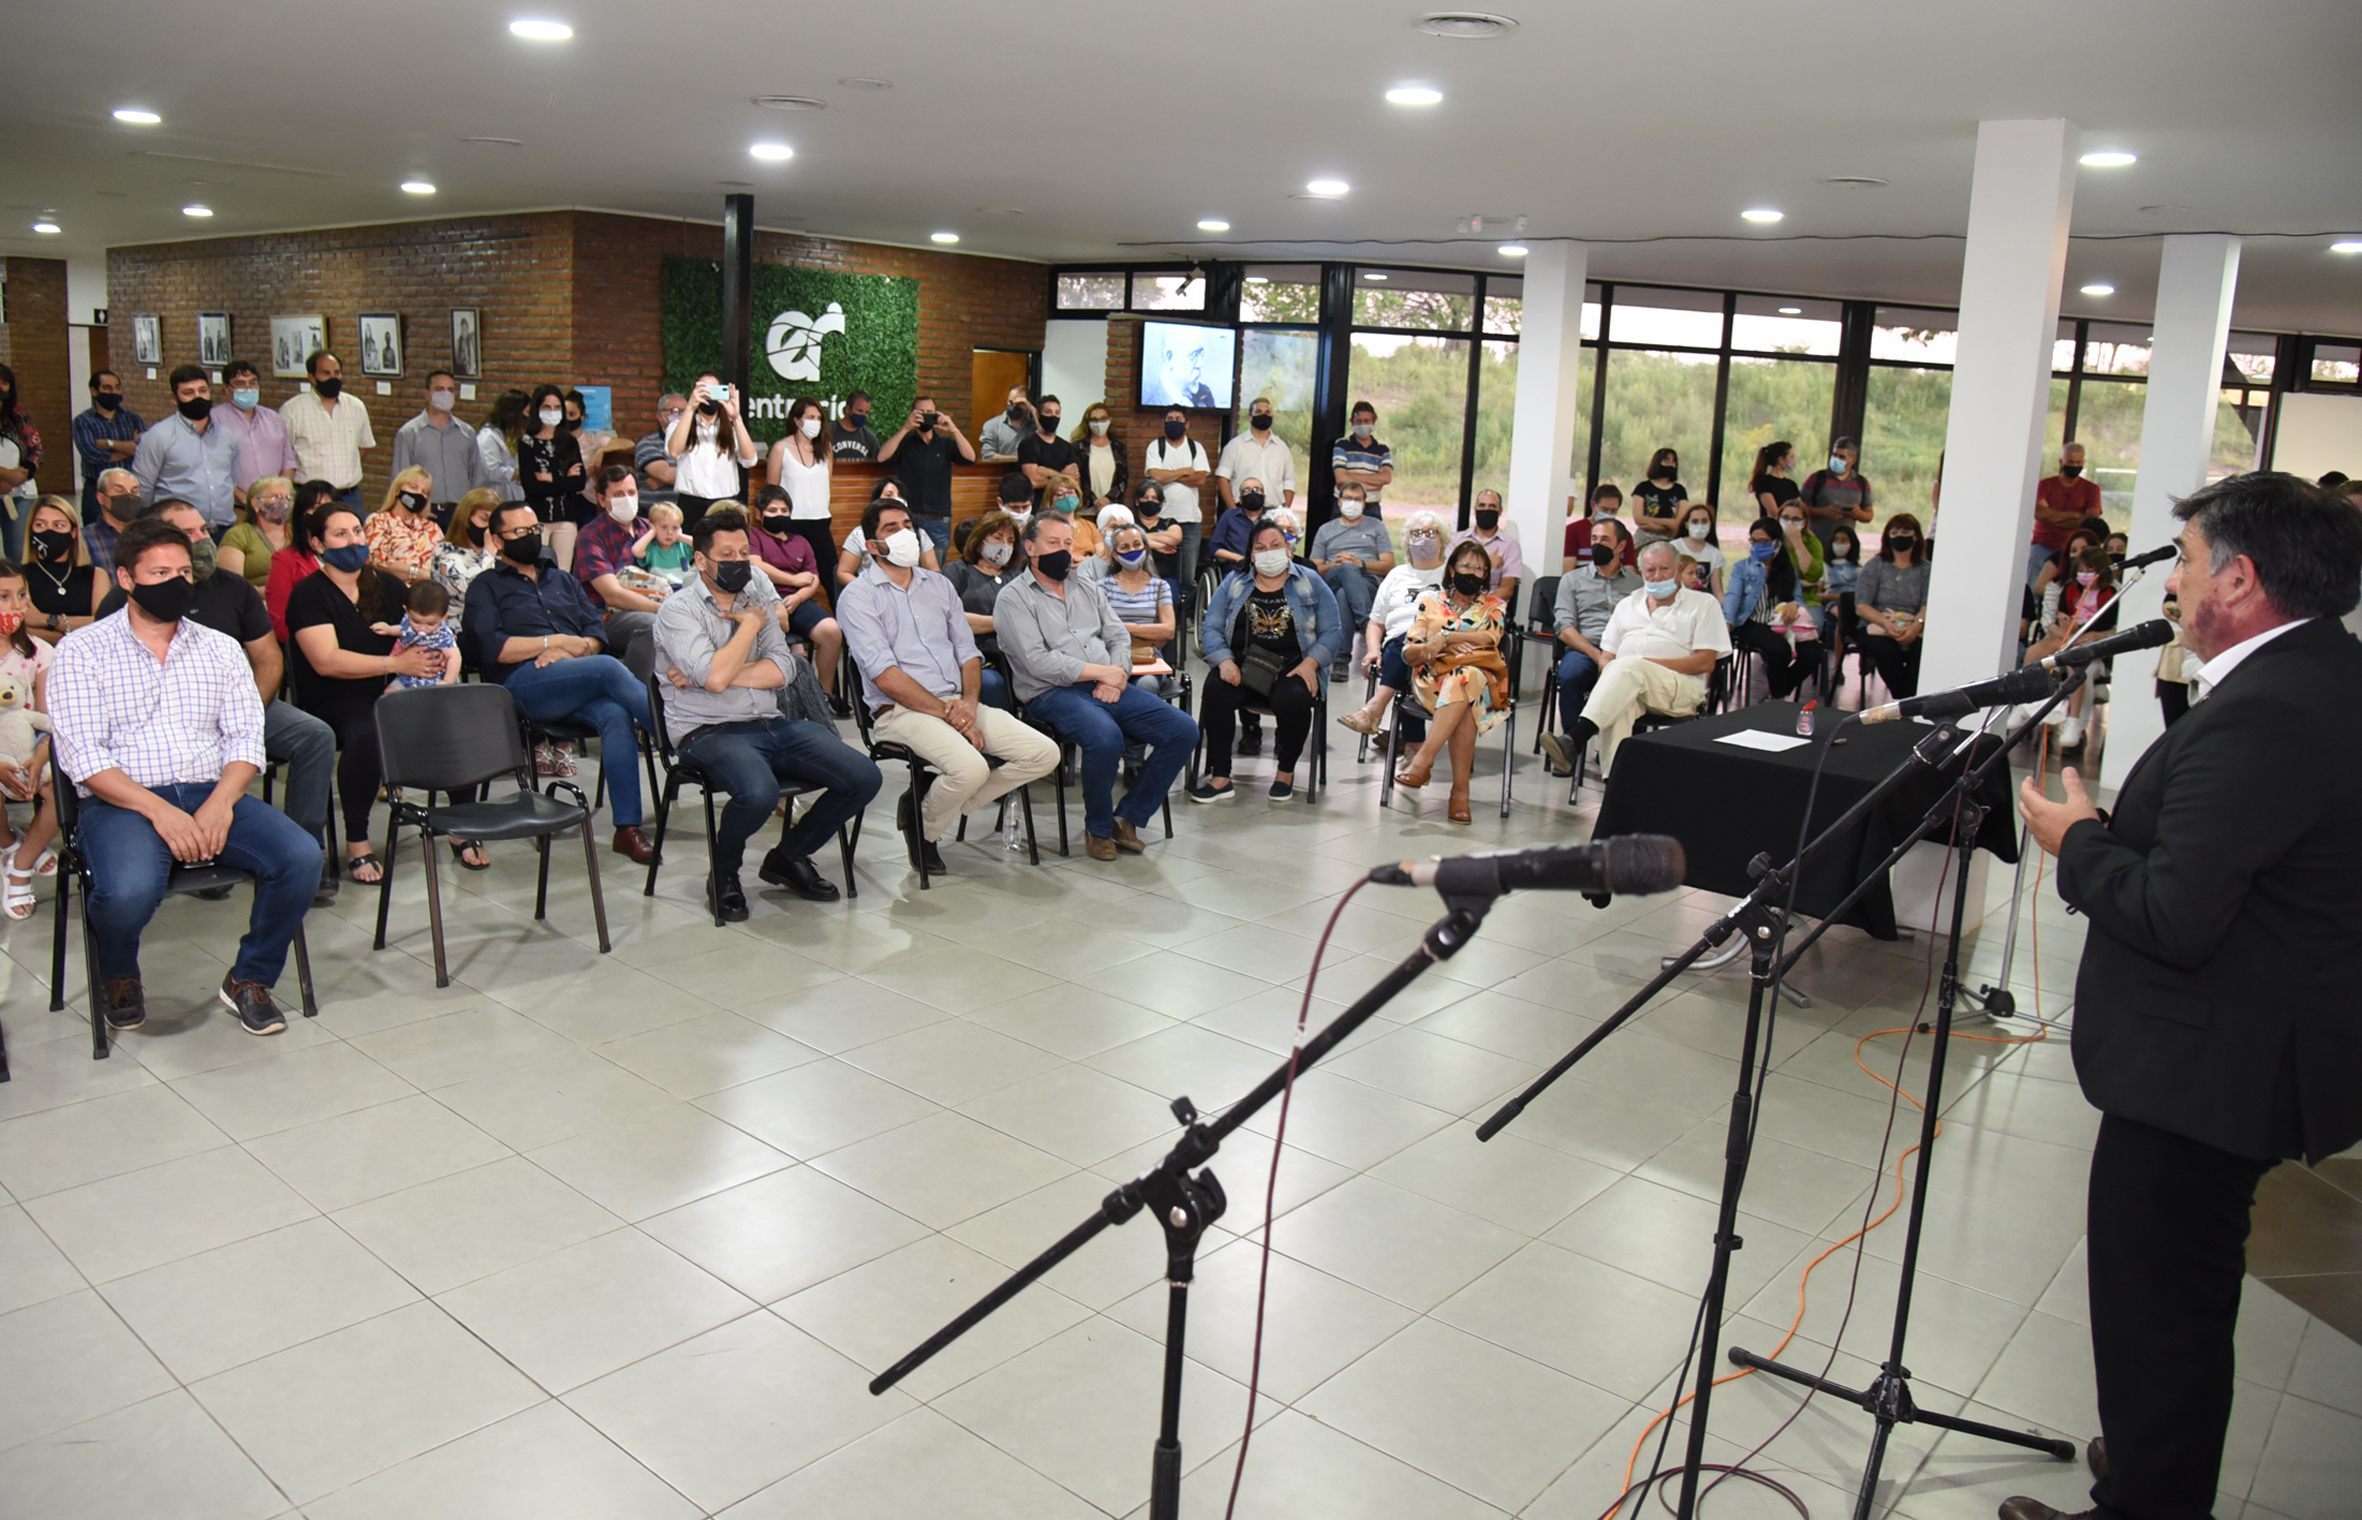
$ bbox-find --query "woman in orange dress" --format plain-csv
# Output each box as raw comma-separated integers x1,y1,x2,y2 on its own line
1395,539,1510,823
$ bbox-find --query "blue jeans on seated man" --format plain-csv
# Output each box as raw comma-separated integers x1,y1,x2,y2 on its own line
501,655,653,827
678,716,883,877
80,783,323,986
1322,565,1378,663
1025,681,1199,839
1556,648,1602,738
1379,635,1426,744
978,663,1012,712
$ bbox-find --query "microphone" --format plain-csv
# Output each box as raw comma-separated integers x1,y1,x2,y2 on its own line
1859,664,2058,725
2114,543,2177,572
2033,618,2174,670
1368,837,1686,898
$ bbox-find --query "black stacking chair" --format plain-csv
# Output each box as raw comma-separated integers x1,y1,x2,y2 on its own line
642,672,859,918
49,780,319,1058
372,683,609,987
1189,673,1325,804
845,662,1039,889
1377,623,1522,819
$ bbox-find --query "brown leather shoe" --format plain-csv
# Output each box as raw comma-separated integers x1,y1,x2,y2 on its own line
1110,819,1146,855
2086,1438,2106,1482
1085,832,1118,861
612,826,656,865
1997,1498,2093,1520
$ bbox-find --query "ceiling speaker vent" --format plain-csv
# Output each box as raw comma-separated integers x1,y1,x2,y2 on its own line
1415,12,1519,38
1819,175,1889,188
753,95,826,111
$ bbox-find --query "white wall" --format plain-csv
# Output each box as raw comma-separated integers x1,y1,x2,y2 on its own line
1040,319,1109,413
66,258,107,327
2267,393,2362,482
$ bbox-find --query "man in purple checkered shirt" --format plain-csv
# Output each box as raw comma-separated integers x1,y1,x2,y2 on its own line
571,463,666,676
48,515,322,1038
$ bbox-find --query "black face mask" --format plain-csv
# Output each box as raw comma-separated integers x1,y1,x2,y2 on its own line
1251,413,1272,431
499,531,543,565
129,574,197,623
761,513,794,533
465,523,487,546
1888,537,1917,552
1237,491,1265,514
1038,415,1060,433
314,377,343,400
711,559,754,594
1007,405,1028,424
96,392,124,413
176,396,214,423
2060,463,2083,479
1473,508,1500,530
697,399,720,417
399,491,429,513
1451,571,1487,596
1591,544,1619,569
1652,467,1676,482
1136,500,1161,520
1164,420,1186,440
846,411,869,429
31,528,75,561
1035,549,1073,582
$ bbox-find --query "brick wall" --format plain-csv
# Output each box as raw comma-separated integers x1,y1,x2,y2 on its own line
1104,314,1229,509
106,211,1047,504
0,257,74,496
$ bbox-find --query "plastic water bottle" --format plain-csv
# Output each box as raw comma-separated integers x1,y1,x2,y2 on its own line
1797,699,1817,737
1004,795,1028,854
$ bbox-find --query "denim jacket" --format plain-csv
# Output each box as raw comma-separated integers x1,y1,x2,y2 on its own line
1723,553,1771,626
1199,563,1343,669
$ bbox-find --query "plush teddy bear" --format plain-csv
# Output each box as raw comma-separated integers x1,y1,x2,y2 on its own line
0,672,50,778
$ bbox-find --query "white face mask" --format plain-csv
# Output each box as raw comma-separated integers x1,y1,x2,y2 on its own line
1089,419,1110,436
1339,498,1365,520
800,416,822,438
429,389,457,413
1252,548,1290,578
981,539,1013,568
1685,520,1709,539
608,495,638,522
882,527,923,568
1004,506,1031,527
539,409,564,428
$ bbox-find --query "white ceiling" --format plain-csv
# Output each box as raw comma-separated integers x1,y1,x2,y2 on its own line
5,0,2359,335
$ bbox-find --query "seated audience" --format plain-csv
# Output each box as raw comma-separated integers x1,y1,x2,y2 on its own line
1101,521,1177,696
1075,502,1133,582
49,514,322,1036
635,502,695,585
1043,472,1096,553
1564,482,1632,573
431,487,504,635
219,475,296,590
571,464,668,679
1447,488,1525,611
1208,478,1264,575
1560,539,1733,776
1391,539,1511,824
367,467,443,584
23,497,100,644
385,580,462,691
2025,541,2118,749
465,501,659,864
0,560,59,920
945,509,1025,712
995,513,1197,858
1538,519,1643,774
1675,502,1725,595
748,485,845,702
1191,516,1341,802
836,482,941,587
1854,513,1930,700
1820,525,1862,644
651,507,881,918
838,495,1057,875
1772,496,1828,615
1338,510,1448,744
1721,515,1823,705
264,480,342,642
1310,482,1396,680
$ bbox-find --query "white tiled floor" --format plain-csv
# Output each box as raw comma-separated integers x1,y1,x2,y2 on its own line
3,712,2358,1520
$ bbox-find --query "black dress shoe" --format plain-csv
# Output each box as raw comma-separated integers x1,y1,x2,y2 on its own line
706,871,750,922
917,837,947,875
2085,1438,2106,1481
759,849,841,902
1997,1499,2094,1520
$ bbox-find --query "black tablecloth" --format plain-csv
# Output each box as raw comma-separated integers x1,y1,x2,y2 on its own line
1591,706,2020,939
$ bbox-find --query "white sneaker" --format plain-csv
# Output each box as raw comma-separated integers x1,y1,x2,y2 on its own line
2041,703,2069,728
2058,717,2086,748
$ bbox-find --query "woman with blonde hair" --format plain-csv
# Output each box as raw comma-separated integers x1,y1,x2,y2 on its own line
431,487,505,632
365,465,441,583
219,474,296,589
21,496,100,644
1043,470,1099,554
1072,400,1128,510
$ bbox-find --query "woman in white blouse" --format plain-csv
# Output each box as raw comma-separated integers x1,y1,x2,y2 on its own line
764,395,835,599
475,389,528,503
664,371,757,531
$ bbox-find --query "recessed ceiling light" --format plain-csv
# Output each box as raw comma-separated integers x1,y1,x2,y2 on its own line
182,204,214,218
32,221,60,235
752,95,826,111
2080,283,2115,296
1777,306,1802,315
1741,208,1784,224
509,18,572,40
400,180,436,194
1385,86,1443,106
1306,178,1349,197
112,107,163,125
1197,219,1230,232
1415,12,1519,39
2079,150,2136,168
1363,272,1388,282
1497,244,1528,257
930,231,959,244
1244,275,1270,285
749,142,794,162
2330,240,2362,254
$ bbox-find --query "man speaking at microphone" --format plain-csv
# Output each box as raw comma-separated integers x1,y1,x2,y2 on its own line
2009,474,2362,1520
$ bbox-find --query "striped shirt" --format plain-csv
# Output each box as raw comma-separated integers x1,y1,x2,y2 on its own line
1101,572,1171,631
50,609,267,795
278,392,377,491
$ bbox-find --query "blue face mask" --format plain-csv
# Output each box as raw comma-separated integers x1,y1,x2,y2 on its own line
322,543,371,573
1116,548,1148,567
1750,541,1779,562
1644,577,1679,599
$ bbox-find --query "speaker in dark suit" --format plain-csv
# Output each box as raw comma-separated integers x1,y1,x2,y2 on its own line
2009,473,2362,1520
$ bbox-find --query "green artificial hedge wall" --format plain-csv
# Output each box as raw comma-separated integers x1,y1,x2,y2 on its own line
661,257,919,444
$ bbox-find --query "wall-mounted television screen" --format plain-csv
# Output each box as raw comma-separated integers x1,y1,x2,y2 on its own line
1138,320,1236,410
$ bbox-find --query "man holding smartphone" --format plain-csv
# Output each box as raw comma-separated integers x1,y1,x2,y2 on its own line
877,395,974,562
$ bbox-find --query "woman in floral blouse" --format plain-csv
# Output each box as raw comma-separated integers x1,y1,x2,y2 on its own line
1393,539,1510,824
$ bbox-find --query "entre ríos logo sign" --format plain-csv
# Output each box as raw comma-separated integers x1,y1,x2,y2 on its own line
661,258,918,443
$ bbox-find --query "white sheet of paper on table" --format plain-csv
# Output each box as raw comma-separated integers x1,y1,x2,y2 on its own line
1713,729,1814,753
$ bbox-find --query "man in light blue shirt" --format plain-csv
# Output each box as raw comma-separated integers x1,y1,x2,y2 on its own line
130,367,241,531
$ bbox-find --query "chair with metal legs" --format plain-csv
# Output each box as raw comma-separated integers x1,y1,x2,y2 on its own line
841,663,1029,891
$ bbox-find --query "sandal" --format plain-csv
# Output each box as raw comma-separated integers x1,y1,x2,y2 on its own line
1447,793,1474,825
1336,708,1383,737
533,742,558,777
1393,762,1432,790
3,867,37,921
24,847,55,877
345,852,384,885
449,840,491,872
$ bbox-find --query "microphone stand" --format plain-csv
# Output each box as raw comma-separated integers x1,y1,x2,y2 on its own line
1478,689,2079,1520
868,896,1498,1520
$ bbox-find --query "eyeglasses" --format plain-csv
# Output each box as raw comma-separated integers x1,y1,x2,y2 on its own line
254,496,293,510
495,525,541,541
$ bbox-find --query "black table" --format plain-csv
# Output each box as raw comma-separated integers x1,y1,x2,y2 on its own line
1592,705,2020,939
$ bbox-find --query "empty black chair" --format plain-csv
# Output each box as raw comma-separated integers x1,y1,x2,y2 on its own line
49,778,319,1058
372,683,610,987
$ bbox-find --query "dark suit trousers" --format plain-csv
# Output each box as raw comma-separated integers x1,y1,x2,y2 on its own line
2087,1113,2274,1520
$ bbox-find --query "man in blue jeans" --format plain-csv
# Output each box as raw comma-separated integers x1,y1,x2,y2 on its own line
48,514,323,1037
995,512,1197,860
651,507,880,919
465,502,660,864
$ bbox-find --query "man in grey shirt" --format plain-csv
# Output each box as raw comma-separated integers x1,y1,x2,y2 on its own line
977,385,1035,461
131,367,241,531
994,513,1197,859
837,495,1056,874
389,370,489,507
1542,520,1643,773
651,504,880,919
1309,482,1397,678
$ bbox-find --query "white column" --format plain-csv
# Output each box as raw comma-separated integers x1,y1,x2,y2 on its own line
1504,242,1589,562
2098,234,2240,790
1920,120,2079,695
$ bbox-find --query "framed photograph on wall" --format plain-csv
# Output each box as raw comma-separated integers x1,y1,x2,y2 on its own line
449,308,481,379
131,313,162,367
271,314,328,378
358,312,403,377
196,312,232,369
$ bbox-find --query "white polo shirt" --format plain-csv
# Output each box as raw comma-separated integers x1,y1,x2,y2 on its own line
1144,438,1210,524
1600,585,1733,668
1215,431,1296,504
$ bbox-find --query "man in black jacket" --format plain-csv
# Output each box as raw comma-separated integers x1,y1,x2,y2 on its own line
2010,473,2362,1520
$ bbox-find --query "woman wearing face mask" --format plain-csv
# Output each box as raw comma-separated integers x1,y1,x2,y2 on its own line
476,389,529,504
1073,401,1128,510
2032,517,2109,617
764,396,836,592
286,506,440,884
836,482,940,589
1338,510,1449,745
1854,513,1930,701
1751,440,1802,521
0,363,45,564
1102,523,1176,696
1393,540,1510,824
264,480,341,642
1631,448,1688,547
1191,518,1342,802
1799,436,1874,551
1674,503,1724,596
22,497,100,645
430,488,504,635
748,485,845,702
0,558,60,918
366,466,442,584
1723,517,1822,701
2027,542,2119,750
518,383,586,569
1042,471,1098,555
219,475,296,590
1773,498,1827,617
946,509,1025,710
1820,525,1862,649
666,371,758,534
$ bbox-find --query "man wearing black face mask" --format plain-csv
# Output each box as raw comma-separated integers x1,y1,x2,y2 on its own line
1144,406,1210,606
1017,394,1079,490
47,514,324,1037
279,350,377,511
878,393,974,561
2031,441,2101,583
978,385,1034,462
132,367,240,536
1446,488,1525,612
73,370,145,517
1216,396,1296,513
831,390,880,463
